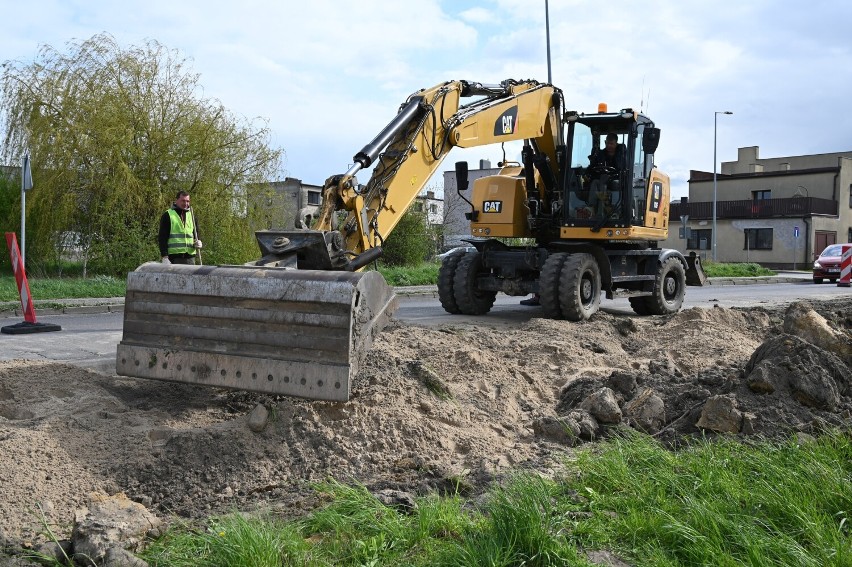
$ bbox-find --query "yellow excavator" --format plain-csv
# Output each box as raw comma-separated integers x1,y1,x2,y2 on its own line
116,78,705,401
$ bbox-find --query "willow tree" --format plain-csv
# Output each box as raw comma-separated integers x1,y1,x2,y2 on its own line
0,33,285,275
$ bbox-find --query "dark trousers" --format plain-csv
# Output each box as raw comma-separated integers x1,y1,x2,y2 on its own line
169,254,196,265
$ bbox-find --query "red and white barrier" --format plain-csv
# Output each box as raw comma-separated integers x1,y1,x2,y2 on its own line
839,244,852,288
2,232,61,334
5,232,37,322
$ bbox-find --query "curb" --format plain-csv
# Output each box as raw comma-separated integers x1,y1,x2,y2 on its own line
0,299,125,319
0,276,811,319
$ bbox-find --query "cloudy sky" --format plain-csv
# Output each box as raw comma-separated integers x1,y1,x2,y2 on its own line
4,0,851,200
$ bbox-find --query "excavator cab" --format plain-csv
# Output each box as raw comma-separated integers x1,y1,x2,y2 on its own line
559,108,669,241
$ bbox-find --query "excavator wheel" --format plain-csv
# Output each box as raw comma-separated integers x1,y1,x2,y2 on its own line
643,257,686,315
539,252,569,319
438,253,464,314
452,251,496,315
558,253,601,321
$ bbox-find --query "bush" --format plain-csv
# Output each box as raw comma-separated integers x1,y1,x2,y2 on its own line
380,209,432,267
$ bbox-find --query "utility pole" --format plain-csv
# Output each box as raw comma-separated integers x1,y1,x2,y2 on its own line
545,0,552,83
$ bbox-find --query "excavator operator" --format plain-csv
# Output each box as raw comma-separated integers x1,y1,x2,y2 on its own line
591,132,627,169
578,133,627,219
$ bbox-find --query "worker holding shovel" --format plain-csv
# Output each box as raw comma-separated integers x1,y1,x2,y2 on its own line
158,190,202,265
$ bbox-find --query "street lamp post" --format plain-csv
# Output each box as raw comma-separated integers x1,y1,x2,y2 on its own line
713,110,733,262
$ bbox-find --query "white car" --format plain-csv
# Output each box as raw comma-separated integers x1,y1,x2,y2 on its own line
436,246,476,260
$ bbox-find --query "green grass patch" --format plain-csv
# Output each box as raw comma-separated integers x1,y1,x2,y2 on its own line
0,275,126,302
143,512,310,567
569,431,852,566
375,262,440,286
140,432,851,566
702,261,775,278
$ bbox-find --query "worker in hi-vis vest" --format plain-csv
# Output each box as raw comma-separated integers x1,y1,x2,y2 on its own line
158,191,202,265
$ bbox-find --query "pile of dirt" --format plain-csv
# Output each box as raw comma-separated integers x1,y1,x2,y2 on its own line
0,298,849,548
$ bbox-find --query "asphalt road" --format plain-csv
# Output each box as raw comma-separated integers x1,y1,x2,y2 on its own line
394,279,850,327
1,276,849,373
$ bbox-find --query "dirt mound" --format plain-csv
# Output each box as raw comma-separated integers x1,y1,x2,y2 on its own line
0,298,850,546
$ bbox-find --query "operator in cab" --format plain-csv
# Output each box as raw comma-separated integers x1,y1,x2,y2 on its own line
590,132,627,170
577,133,626,219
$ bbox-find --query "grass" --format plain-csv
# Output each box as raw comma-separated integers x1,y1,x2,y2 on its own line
0,274,125,302
137,431,851,567
702,260,776,278
375,262,440,286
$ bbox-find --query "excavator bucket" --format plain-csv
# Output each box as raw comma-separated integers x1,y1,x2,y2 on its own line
116,262,397,402
685,251,708,286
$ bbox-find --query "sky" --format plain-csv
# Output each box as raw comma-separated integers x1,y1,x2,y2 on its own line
4,0,852,201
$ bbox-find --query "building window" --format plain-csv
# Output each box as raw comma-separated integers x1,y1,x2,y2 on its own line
429,204,438,214
687,229,712,250
848,227,852,243
307,191,321,205
744,228,772,250
752,190,771,201
849,184,852,208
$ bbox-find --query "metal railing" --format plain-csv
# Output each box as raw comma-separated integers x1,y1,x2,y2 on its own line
670,197,837,220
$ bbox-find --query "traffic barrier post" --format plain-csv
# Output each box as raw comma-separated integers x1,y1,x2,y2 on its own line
2,232,61,334
839,245,852,288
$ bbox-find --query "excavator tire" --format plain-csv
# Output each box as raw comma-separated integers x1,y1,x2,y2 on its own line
558,253,601,321
452,252,496,315
643,257,686,315
116,262,398,402
438,253,464,314
539,252,569,319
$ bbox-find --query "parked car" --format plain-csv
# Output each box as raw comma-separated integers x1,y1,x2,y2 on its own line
812,243,850,283
436,246,476,260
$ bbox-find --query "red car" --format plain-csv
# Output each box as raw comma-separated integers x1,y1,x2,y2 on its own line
812,243,850,283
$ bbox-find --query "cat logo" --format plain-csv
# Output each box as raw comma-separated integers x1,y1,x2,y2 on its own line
492,106,518,136
483,200,502,213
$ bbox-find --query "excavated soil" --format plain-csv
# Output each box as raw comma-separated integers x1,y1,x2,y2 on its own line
0,298,850,546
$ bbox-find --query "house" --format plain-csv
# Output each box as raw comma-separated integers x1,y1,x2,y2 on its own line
663,146,852,268
411,189,444,226
256,177,323,228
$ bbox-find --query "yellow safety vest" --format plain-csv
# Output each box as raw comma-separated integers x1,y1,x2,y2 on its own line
166,209,195,255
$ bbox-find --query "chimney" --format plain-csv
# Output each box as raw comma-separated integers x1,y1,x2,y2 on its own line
479,159,491,169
